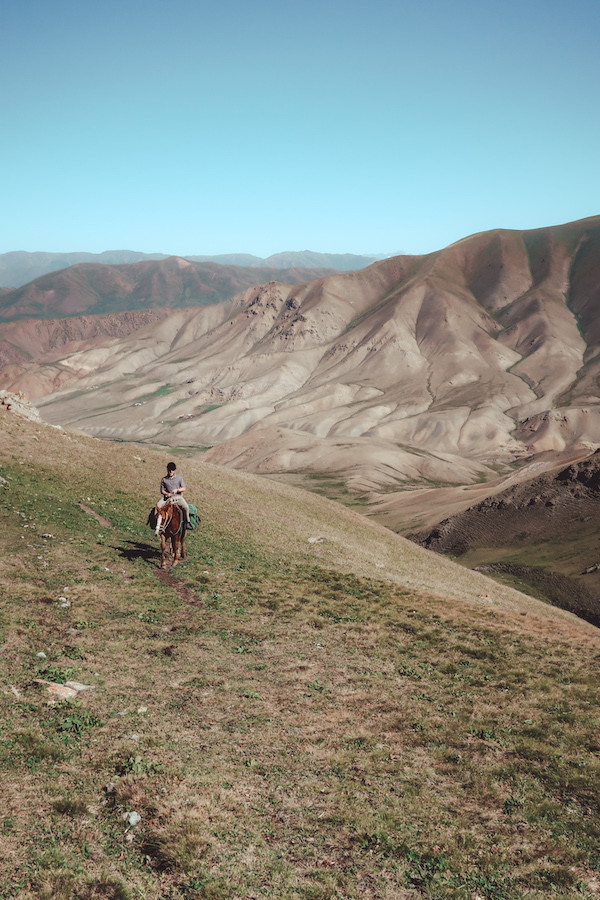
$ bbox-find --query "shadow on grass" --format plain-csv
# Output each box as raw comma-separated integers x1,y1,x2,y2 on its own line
115,540,160,564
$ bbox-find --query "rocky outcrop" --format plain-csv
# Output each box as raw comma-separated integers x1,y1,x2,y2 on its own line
0,390,43,424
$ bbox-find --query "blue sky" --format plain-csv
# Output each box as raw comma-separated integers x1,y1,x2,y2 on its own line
1,0,599,256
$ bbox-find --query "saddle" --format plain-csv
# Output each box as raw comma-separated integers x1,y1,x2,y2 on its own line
147,501,199,531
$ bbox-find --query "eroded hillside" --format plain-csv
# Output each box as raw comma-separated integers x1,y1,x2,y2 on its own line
10,216,597,499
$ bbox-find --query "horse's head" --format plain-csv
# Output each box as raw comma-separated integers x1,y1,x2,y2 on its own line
153,500,182,537
153,503,171,537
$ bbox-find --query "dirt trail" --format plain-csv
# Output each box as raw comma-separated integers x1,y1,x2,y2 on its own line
153,565,200,605
77,502,112,527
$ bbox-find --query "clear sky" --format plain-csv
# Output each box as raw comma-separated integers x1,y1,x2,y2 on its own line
1,0,599,257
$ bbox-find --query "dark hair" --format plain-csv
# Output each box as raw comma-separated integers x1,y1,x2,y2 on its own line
167,462,177,472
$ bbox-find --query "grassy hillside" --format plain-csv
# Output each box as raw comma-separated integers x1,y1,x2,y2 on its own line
2,411,600,899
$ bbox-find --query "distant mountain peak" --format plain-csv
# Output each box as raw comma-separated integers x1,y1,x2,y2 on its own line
0,249,389,288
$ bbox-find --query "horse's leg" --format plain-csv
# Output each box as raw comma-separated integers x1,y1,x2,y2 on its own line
160,534,167,569
180,530,186,560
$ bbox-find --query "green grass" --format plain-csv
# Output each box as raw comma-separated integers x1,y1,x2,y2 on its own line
268,472,370,510
1,412,600,898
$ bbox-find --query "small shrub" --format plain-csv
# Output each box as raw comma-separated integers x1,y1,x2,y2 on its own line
115,754,163,776
37,664,77,684
57,709,101,734
62,645,85,660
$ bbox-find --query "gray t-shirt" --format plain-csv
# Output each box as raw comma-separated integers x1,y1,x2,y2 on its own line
161,474,185,495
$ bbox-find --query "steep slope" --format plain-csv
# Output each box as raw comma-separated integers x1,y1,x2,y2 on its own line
24,216,600,493
0,256,339,321
0,309,175,397
411,450,600,626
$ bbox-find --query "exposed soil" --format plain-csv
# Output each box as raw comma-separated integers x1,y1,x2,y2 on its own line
77,502,112,527
153,560,200,605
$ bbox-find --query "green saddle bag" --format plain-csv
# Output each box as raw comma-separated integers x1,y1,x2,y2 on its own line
187,503,200,530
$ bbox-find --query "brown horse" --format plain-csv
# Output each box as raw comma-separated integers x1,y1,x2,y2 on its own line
153,500,186,569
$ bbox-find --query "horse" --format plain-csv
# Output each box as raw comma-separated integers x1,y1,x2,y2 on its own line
153,499,187,569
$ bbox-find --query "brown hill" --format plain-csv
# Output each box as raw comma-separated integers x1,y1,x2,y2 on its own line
8,215,600,499
412,450,600,626
0,309,174,397
0,249,168,287
0,256,339,321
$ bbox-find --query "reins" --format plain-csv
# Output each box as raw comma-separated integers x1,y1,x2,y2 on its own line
155,499,182,537
155,502,173,536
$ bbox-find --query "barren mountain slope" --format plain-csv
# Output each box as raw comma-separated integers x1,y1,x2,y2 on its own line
0,309,175,397
410,450,600,627
0,256,339,320
18,215,600,494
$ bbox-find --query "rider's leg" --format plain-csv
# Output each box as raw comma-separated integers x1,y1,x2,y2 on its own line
173,495,191,525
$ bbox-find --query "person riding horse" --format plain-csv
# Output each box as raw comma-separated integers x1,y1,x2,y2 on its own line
157,462,191,529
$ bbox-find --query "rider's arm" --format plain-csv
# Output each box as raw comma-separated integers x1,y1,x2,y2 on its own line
172,478,186,495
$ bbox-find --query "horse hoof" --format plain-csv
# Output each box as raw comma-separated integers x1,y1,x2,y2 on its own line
172,559,179,567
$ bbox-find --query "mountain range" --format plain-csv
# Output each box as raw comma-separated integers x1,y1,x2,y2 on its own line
3,213,589,489
0,249,386,288
0,256,346,322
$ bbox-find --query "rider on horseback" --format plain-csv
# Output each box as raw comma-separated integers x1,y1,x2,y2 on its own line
157,462,192,529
